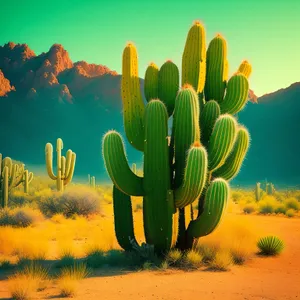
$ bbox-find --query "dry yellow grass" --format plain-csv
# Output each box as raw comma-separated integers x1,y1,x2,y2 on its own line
8,275,37,300
57,277,79,297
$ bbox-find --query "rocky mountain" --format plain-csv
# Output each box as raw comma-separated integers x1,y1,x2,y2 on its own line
0,42,299,187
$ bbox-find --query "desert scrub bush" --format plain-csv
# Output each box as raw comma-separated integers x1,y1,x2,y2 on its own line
182,250,203,269
285,209,295,218
56,249,77,268
243,203,257,214
9,190,35,208
230,243,252,265
85,248,106,268
197,243,217,263
274,204,287,215
257,236,284,256
165,249,182,266
231,191,244,203
258,196,278,214
38,186,101,218
0,207,42,227
209,249,233,271
284,197,300,211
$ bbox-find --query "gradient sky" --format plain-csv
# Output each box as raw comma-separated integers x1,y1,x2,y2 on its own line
1,0,300,96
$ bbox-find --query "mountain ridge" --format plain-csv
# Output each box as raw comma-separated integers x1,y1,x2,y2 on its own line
0,42,299,187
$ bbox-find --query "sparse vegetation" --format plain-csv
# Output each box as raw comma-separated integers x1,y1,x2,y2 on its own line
257,236,284,256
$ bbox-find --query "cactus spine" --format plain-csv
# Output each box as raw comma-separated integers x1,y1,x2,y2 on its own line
45,138,76,192
103,21,252,253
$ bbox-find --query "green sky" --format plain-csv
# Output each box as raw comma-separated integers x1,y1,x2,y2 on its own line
1,0,300,96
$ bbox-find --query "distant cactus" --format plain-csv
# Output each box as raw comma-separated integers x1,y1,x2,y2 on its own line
23,169,34,194
0,154,30,208
103,21,252,253
255,182,263,201
45,138,76,192
88,175,96,189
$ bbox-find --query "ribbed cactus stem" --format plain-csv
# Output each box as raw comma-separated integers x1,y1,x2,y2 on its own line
24,170,33,194
255,182,261,201
121,43,145,151
219,73,249,115
113,185,137,250
208,115,237,172
102,131,144,196
200,100,221,146
173,85,200,188
144,62,159,102
91,176,96,189
158,60,179,116
182,21,206,93
238,60,252,79
187,178,229,238
205,34,228,102
143,100,174,251
174,142,208,208
213,126,250,181
1,166,9,208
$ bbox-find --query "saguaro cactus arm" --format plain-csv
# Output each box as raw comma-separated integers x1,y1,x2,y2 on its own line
121,43,145,151
102,131,144,196
174,142,208,208
187,178,229,238
45,143,57,180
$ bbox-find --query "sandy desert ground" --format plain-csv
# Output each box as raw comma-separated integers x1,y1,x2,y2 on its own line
0,213,299,300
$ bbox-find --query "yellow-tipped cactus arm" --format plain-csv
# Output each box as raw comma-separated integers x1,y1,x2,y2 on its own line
8,164,18,190
2,157,12,175
65,150,73,177
2,166,9,207
61,156,66,178
28,172,34,184
45,143,57,180
64,152,76,185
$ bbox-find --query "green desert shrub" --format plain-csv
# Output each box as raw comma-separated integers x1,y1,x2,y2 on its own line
56,250,77,269
257,236,284,256
285,209,295,218
85,249,106,268
38,186,101,218
243,203,257,214
0,207,41,228
231,191,244,203
274,204,287,215
284,197,300,211
258,196,277,214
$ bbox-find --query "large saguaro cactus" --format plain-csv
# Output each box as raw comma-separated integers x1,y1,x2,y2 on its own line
102,21,252,253
45,138,76,192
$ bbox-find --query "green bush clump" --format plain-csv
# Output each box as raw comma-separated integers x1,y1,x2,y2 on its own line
285,209,295,218
38,186,101,218
0,208,40,227
257,236,284,256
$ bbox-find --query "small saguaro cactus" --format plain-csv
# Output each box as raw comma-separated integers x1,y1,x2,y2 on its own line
23,169,34,194
45,138,76,192
0,154,27,208
88,175,96,189
255,182,263,201
103,21,252,253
